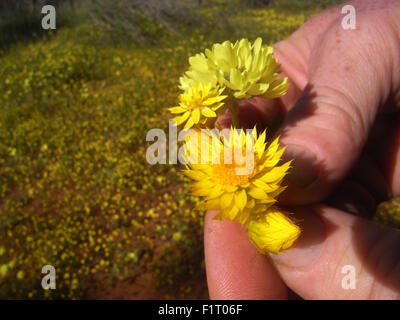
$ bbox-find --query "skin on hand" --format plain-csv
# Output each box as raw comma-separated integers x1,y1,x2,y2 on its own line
205,0,400,300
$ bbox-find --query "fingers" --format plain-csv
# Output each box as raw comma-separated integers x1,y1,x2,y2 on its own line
273,3,345,92
385,122,400,196
365,113,400,197
223,5,346,132
326,180,377,218
204,211,287,300
277,6,400,205
215,97,284,134
346,153,390,204
269,205,400,299
325,152,390,218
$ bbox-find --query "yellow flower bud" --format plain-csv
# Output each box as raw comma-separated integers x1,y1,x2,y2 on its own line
247,208,301,254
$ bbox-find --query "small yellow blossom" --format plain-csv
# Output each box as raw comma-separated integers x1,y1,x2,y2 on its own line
172,232,182,242
0,265,8,277
16,270,25,280
40,144,48,152
8,147,16,157
247,208,301,254
127,252,137,262
169,84,227,129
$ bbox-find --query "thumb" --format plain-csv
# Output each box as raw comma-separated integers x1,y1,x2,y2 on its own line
268,205,400,299
276,6,400,205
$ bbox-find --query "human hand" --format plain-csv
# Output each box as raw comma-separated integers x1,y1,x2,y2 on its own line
205,0,400,299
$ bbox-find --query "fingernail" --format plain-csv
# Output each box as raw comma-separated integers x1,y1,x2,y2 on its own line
282,144,319,188
269,207,325,268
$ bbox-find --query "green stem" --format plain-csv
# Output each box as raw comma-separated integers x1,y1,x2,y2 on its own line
228,97,239,128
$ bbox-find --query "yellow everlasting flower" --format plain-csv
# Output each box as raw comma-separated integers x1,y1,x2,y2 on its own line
183,127,291,225
247,208,301,254
169,84,227,129
179,37,289,99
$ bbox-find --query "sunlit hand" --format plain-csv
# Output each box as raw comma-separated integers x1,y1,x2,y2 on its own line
205,0,400,299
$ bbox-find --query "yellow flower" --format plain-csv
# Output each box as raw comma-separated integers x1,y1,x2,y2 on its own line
172,232,182,242
0,265,8,277
180,37,289,99
169,84,227,129
127,252,137,261
16,270,25,280
8,147,16,157
40,144,48,152
247,208,301,254
183,127,291,225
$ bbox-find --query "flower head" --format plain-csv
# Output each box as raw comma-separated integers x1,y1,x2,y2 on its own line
247,208,301,254
169,84,227,129
179,37,289,99
183,127,291,225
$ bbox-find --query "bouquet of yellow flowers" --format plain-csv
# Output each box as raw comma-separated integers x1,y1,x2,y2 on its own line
169,38,301,254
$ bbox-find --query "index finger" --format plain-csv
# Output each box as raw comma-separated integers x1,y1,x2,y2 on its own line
204,210,288,300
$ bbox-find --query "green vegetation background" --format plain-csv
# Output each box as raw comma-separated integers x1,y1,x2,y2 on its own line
0,0,397,299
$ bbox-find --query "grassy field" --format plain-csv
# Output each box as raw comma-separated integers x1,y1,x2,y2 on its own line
0,0,373,299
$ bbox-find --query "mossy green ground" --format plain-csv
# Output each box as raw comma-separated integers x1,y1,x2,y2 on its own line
3,0,397,299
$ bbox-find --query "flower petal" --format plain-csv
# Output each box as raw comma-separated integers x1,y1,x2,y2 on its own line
201,107,217,118
169,106,187,114
220,192,234,209
235,189,247,211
